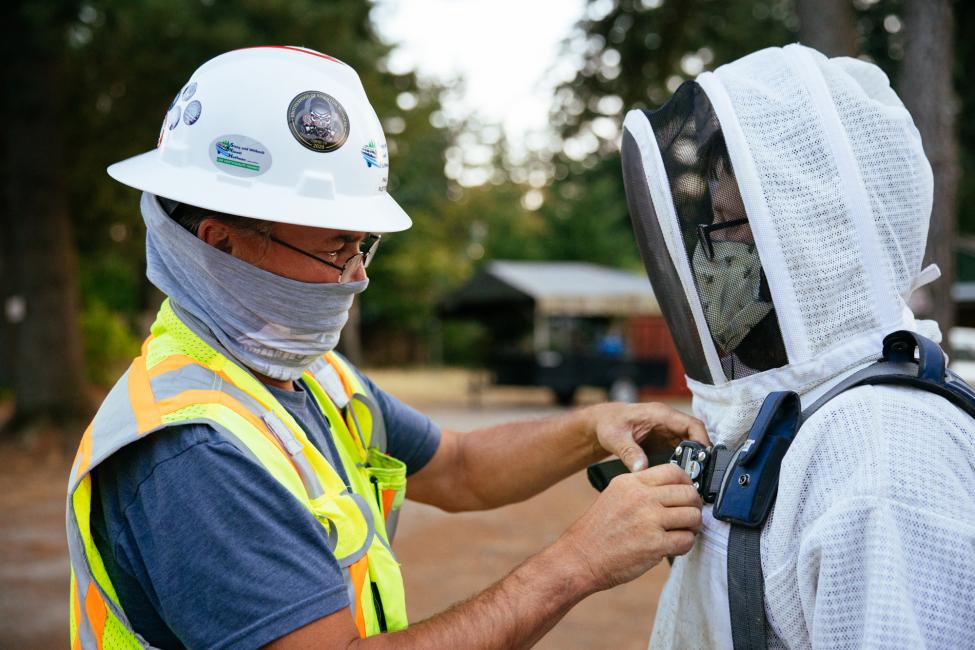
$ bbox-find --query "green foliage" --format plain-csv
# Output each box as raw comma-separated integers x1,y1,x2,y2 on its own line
80,300,141,386
540,0,975,295
55,0,465,369
440,320,490,367
26,0,975,374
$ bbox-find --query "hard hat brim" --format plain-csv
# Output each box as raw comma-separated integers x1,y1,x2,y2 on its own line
108,149,412,234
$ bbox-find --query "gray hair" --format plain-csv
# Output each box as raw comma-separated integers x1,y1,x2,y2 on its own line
158,196,274,239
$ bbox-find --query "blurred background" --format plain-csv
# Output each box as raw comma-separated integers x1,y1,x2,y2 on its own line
1,0,972,647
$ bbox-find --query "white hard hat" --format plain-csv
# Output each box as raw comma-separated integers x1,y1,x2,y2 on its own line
108,45,412,233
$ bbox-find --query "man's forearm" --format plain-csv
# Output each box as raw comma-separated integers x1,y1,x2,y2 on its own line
407,401,703,513
453,406,605,510
357,539,595,650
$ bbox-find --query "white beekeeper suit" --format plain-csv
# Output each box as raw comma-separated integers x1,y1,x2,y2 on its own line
620,44,975,649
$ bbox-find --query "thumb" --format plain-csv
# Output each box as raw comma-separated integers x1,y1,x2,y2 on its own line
618,444,649,472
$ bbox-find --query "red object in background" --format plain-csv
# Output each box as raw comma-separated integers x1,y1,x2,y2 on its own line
626,316,690,398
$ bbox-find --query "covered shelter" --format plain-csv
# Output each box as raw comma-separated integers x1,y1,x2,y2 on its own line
441,261,688,402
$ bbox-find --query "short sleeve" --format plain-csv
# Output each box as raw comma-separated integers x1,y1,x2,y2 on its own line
92,425,350,650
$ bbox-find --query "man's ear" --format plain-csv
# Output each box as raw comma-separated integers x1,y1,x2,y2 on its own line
197,218,234,254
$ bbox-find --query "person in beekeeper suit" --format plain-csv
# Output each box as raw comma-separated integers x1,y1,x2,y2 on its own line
620,43,974,649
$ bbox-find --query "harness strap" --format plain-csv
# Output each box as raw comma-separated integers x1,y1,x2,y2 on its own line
726,329,975,650
728,526,767,650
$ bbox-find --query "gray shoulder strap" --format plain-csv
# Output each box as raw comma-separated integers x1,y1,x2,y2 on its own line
728,525,767,649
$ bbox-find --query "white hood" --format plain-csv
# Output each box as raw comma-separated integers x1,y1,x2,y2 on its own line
621,44,939,447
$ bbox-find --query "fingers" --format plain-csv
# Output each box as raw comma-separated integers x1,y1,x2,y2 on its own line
617,444,650,472
626,402,709,447
658,506,702,533
664,529,697,556
656,405,709,445
653,483,702,508
635,463,692,487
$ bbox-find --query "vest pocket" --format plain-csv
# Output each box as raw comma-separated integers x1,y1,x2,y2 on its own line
308,492,373,564
364,449,407,532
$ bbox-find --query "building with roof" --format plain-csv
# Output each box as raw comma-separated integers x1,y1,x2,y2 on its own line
441,261,688,402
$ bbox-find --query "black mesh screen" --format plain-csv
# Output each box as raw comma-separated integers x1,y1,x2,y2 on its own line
622,130,713,384
629,81,787,381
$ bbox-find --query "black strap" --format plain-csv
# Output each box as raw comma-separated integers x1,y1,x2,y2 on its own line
728,526,767,650
586,449,678,492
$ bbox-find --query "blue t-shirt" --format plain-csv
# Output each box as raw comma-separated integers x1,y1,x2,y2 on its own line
89,370,440,650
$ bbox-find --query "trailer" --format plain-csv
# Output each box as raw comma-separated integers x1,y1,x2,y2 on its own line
440,261,688,404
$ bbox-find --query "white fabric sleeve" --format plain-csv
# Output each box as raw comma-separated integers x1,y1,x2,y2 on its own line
763,385,975,649
797,494,975,648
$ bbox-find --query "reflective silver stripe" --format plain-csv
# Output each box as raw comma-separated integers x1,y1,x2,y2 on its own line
336,492,376,569
322,515,340,553
345,397,370,452
75,581,98,650
203,421,267,470
69,369,140,490
67,501,154,648
150,365,266,419
349,393,386,454
374,521,398,559
308,357,351,409
151,365,327,497
148,362,219,395
384,506,401,543
262,412,326,499
344,571,359,624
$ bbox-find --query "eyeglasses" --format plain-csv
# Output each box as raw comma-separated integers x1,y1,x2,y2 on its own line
697,218,749,261
268,233,382,283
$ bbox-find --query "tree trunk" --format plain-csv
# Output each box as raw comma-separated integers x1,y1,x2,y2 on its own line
796,0,858,57
1,2,93,433
899,0,960,343
0,203,13,392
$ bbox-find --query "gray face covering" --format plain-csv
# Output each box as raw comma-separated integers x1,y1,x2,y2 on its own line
141,192,368,381
691,240,772,353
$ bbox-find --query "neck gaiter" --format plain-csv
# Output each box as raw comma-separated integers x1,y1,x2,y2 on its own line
142,192,367,380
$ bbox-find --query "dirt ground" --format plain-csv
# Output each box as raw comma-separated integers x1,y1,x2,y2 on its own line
0,370,686,649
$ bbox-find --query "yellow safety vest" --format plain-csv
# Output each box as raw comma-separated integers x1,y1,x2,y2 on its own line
67,300,408,649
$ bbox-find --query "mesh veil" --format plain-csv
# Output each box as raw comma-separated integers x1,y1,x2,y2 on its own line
622,44,932,390
622,81,788,384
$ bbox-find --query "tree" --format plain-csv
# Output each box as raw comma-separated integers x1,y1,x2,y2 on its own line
797,0,857,57
1,1,93,433
541,0,798,271
60,0,457,369
0,0,461,432
899,0,960,338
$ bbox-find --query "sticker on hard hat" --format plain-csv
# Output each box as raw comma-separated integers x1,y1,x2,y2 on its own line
287,90,350,152
209,135,272,177
183,100,202,125
168,106,181,130
360,140,389,169
181,81,197,101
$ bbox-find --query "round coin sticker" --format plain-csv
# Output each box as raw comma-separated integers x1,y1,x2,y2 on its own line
181,81,197,101
183,100,202,125
286,91,350,152
168,105,181,130
209,134,272,178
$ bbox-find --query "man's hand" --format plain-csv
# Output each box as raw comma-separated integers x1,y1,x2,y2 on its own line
269,464,702,650
559,463,702,591
588,401,710,472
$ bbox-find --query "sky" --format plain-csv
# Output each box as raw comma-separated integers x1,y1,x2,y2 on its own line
371,0,587,154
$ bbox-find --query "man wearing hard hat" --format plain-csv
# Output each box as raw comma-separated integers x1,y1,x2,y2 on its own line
66,46,704,649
